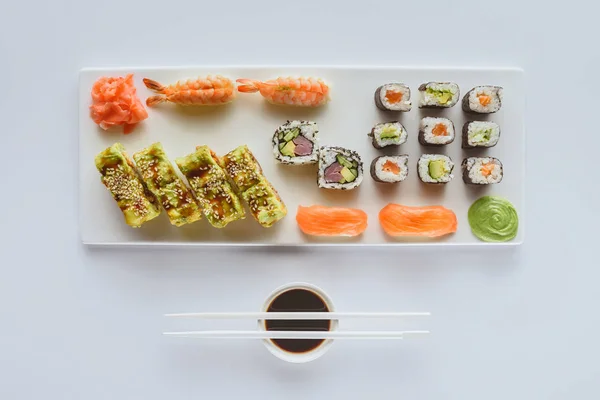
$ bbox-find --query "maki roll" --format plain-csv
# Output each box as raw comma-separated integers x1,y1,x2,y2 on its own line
418,82,460,108
462,121,500,148
418,117,455,146
175,145,245,228
417,154,454,184
374,83,412,111
370,155,409,184
368,121,407,149
318,146,363,190
133,143,203,227
272,120,318,165
462,157,503,185
462,85,503,113
94,143,161,228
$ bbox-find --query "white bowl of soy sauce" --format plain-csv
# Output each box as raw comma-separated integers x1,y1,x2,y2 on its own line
259,282,338,363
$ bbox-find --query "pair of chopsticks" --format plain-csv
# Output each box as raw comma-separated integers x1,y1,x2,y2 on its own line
163,312,431,340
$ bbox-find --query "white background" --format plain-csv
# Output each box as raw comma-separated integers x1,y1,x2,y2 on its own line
1,0,598,398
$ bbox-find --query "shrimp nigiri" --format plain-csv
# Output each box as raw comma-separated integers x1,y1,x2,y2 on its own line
236,77,329,107
143,76,236,107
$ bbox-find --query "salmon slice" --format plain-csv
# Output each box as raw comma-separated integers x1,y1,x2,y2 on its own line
379,203,457,238
296,205,367,237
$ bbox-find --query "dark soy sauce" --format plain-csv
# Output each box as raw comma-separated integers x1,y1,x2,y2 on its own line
265,288,331,353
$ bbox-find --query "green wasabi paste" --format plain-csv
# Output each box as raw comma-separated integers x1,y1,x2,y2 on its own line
468,196,518,242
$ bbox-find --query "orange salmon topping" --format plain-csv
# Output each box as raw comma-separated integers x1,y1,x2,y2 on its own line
480,163,494,177
432,123,448,136
385,90,403,104
382,160,401,175
478,94,491,106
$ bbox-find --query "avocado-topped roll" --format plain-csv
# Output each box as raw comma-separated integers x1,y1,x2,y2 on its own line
462,85,503,113
175,146,245,228
318,146,363,190
462,121,500,148
95,143,161,228
418,82,460,108
374,83,412,111
368,121,407,149
419,117,455,146
272,120,319,165
417,154,454,184
462,157,503,185
222,145,287,227
133,143,202,227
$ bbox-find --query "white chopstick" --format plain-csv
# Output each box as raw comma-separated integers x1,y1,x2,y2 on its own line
164,312,431,320
163,330,430,340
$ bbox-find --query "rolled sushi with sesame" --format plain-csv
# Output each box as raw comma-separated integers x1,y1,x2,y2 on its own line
272,120,319,165
418,117,455,146
374,83,412,111
462,157,503,185
368,121,407,149
417,154,454,184
462,85,503,113
418,82,460,108
462,121,501,148
318,146,363,190
370,155,409,184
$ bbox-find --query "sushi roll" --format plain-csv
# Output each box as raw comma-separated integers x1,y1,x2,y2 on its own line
175,146,246,228
370,155,409,183
318,146,363,190
272,120,319,165
462,121,501,148
418,117,455,146
462,85,503,113
462,157,503,185
417,154,454,184
94,143,161,228
368,121,407,149
374,83,412,111
418,82,460,108
133,142,203,227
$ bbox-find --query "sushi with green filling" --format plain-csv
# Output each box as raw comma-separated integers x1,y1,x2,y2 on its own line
368,121,407,149
417,154,454,184
272,120,319,165
462,85,503,113
318,146,363,190
418,82,460,108
95,143,161,228
133,143,203,227
462,121,500,148
175,145,245,228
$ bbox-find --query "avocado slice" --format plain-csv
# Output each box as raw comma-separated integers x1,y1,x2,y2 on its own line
278,142,286,150
428,160,447,179
379,126,400,140
340,166,356,182
472,129,492,143
280,141,296,157
350,168,358,177
438,92,451,104
282,128,300,142
336,155,353,169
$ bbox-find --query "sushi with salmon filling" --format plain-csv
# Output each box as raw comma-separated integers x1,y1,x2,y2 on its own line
462,121,501,148
370,155,409,183
417,154,454,184
462,85,503,113
462,157,503,185
368,121,407,149
272,120,318,165
418,82,460,108
419,117,455,146
318,146,363,190
374,83,412,111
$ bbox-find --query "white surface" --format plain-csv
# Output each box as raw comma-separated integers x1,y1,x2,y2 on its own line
80,66,523,246
1,1,599,399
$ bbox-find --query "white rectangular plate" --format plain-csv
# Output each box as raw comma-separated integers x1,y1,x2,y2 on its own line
79,66,524,246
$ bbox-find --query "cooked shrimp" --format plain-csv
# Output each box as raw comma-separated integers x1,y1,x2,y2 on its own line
143,76,236,106
236,77,329,107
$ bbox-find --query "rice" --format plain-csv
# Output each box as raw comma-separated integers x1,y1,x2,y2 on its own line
417,154,454,184
369,121,407,148
374,83,412,111
370,155,409,183
418,82,460,108
418,117,455,146
462,121,501,148
462,157,503,185
462,86,503,113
